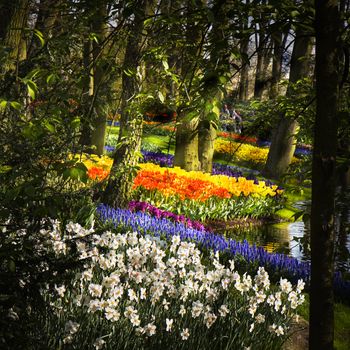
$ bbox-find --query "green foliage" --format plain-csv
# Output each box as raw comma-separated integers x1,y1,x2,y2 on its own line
133,188,284,223
247,78,315,143
0,16,101,344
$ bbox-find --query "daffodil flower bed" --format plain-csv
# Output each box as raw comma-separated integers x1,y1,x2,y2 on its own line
42,220,305,350
215,138,299,165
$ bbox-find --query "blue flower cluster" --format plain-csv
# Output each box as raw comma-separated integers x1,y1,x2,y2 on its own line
256,140,312,157
97,204,350,301
97,205,309,277
142,151,173,167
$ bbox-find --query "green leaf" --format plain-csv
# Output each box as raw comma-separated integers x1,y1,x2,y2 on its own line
70,117,81,129
89,33,99,43
63,166,88,183
162,60,169,70
158,91,164,103
0,100,8,110
46,73,57,84
123,69,135,77
75,162,88,172
144,17,153,26
33,29,45,47
22,124,34,139
10,101,21,110
43,120,55,133
0,165,12,174
25,80,38,100
204,101,213,113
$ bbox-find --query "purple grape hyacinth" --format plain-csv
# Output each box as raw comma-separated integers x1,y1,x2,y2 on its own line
128,200,207,231
97,204,350,301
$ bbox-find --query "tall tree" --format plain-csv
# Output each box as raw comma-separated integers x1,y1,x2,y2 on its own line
269,24,290,99
263,27,313,179
309,0,340,349
89,0,110,156
0,0,30,73
253,0,272,99
198,0,230,173
78,0,109,155
238,0,251,101
173,0,204,171
103,0,152,208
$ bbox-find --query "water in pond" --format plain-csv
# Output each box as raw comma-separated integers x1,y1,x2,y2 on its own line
217,199,350,274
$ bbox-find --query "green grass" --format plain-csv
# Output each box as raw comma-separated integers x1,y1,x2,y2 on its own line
334,303,350,350
297,295,350,350
142,134,174,153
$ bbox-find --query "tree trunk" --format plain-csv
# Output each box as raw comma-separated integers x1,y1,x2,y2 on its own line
198,118,216,173
238,0,250,101
253,17,272,99
239,38,250,101
103,0,151,208
198,0,230,173
27,0,61,58
1,0,30,72
269,30,283,99
309,1,340,349
79,39,94,148
90,1,109,156
174,117,200,171
263,29,313,179
173,0,203,171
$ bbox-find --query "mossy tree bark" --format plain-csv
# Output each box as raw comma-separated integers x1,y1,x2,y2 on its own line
263,28,313,179
0,0,30,72
268,25,290,99
27,0,61,58
174,118,200,171
309,1,340,349
198,0,230,173
253,0,272,100
102,0,151,208
173,0,204,172
89,1,109,156
198,118,216,173
238,0,250,101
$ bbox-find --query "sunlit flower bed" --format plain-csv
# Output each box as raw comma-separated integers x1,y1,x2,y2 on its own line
135,163,282,200
215,139,299,165
80,154,113,181
98,205,310,282
80,154,283,220
98,205,350,303
218,131,258,144
132,163,284,220
42,219,305,349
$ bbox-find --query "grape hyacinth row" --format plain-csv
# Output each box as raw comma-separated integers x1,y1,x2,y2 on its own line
97,204,350,302
128,201,207,231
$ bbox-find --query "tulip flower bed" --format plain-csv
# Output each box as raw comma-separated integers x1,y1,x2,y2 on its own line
214,138,299,166
133,163,283,221
217,131,258,144
141,150,260,179
81,153,284,221
41,218,306,350
80,153,113,181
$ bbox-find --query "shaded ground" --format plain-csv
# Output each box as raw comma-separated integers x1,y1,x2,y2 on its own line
283,318,309,350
